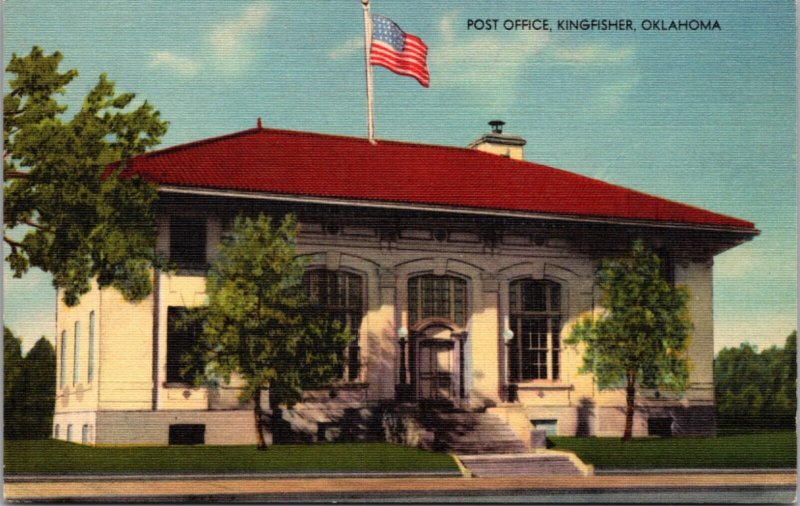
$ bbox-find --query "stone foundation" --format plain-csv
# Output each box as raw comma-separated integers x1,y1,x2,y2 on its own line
54,399,716,446
62,410,258,445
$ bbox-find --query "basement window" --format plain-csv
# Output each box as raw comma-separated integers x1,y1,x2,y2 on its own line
169,424,205,445
532,419,558,436
647,417,673,437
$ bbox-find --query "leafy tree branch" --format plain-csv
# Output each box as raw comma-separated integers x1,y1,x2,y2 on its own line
4,46,169,306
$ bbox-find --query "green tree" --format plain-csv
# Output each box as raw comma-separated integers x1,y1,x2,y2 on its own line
181,213,352,449
714,331,796,430
4,46,168,306
566,241,691,441
5,335,55,440
4,327,23,438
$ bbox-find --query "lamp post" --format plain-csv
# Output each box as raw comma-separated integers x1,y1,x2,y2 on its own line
396,327,412,401
398,327,408,384
503,328,518,403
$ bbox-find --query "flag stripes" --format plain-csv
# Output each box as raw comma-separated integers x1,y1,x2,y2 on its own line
369,15,430,87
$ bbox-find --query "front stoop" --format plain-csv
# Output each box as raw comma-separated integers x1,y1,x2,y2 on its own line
428,411,530,454
456,451,594,477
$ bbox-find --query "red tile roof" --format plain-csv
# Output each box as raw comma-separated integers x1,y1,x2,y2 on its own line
114,127,755,231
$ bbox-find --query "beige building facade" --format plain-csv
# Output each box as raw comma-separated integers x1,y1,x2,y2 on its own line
53,125,755,446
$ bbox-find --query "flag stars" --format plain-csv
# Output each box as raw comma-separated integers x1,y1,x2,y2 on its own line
373,15,405,52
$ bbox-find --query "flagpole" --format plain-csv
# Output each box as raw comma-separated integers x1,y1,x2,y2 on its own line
361,0,376,144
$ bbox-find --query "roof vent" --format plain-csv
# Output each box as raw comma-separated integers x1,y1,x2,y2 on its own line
467,120,526,160
489,120,505,134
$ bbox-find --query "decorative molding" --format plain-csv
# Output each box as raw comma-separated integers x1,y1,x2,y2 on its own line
379,268,397,289
325,251,341,271
480,272,500,293
544,262,579,281
400,229,432,240
498,261,545,280
433,257,447,276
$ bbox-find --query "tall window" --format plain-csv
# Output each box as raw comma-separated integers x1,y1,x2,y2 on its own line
408,275,467,326
508,280,562,381
73,321,80,386
302,270,363,381
60,330,67,388
87,311,95,383
170,216,207,270
166,307,201,383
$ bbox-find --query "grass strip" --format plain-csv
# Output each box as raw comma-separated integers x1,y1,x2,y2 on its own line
5,440,458,475
550,431,796,469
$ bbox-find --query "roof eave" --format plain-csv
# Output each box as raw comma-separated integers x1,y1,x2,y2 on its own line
157,184,759,237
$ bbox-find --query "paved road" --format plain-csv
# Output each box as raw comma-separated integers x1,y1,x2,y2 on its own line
5,473,796,503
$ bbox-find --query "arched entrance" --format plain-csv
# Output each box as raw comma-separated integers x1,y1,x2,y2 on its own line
410,318,467,402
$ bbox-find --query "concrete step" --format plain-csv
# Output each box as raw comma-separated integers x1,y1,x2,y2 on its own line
458,453,589,477
442,433,524,443
421,411,530,454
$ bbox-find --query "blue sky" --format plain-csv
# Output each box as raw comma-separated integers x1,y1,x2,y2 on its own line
4,1,796,353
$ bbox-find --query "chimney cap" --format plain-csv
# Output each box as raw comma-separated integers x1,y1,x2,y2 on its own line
488,120,505,134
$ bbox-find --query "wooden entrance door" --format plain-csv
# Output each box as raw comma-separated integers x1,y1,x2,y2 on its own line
417,339,455,400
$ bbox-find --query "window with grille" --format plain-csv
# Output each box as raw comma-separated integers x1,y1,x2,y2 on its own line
88,311,95,383
170,216,207,271
73,321,80,386
302,270,364,381
60,330,67,388
166,307,201,384
408,275,467,326
508,280,562,381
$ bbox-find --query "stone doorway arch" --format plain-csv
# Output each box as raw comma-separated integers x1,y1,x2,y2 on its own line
409,318,468,402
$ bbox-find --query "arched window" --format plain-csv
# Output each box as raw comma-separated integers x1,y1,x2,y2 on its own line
508,279,562,381
60,330,67,388
408,275,467,326
66,424,73,441
88,311,95,383
54,424,60,439
81,424,90,444
302,270,364,381
73,321,80,386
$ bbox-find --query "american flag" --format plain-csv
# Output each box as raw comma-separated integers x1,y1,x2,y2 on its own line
370,14,430,88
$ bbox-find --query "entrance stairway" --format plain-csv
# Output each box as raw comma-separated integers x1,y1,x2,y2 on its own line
413,405,592,476
421,409,529,454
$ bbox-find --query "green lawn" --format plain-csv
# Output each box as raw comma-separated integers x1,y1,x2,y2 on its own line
550,431,797,469
4,440,459,475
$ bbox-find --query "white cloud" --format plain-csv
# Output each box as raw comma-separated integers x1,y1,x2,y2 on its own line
149,3,271,77
3,249,56,354
553,44,634,65
149,51,200,76
595,75,640,114
430,12,642,112
430,25,550,109
210,3,271,57
328,36,363,60
438,10,459,43
714,308,796,352
715,241,796,282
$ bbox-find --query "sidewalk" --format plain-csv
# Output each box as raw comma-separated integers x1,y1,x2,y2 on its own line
6,472,796,502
